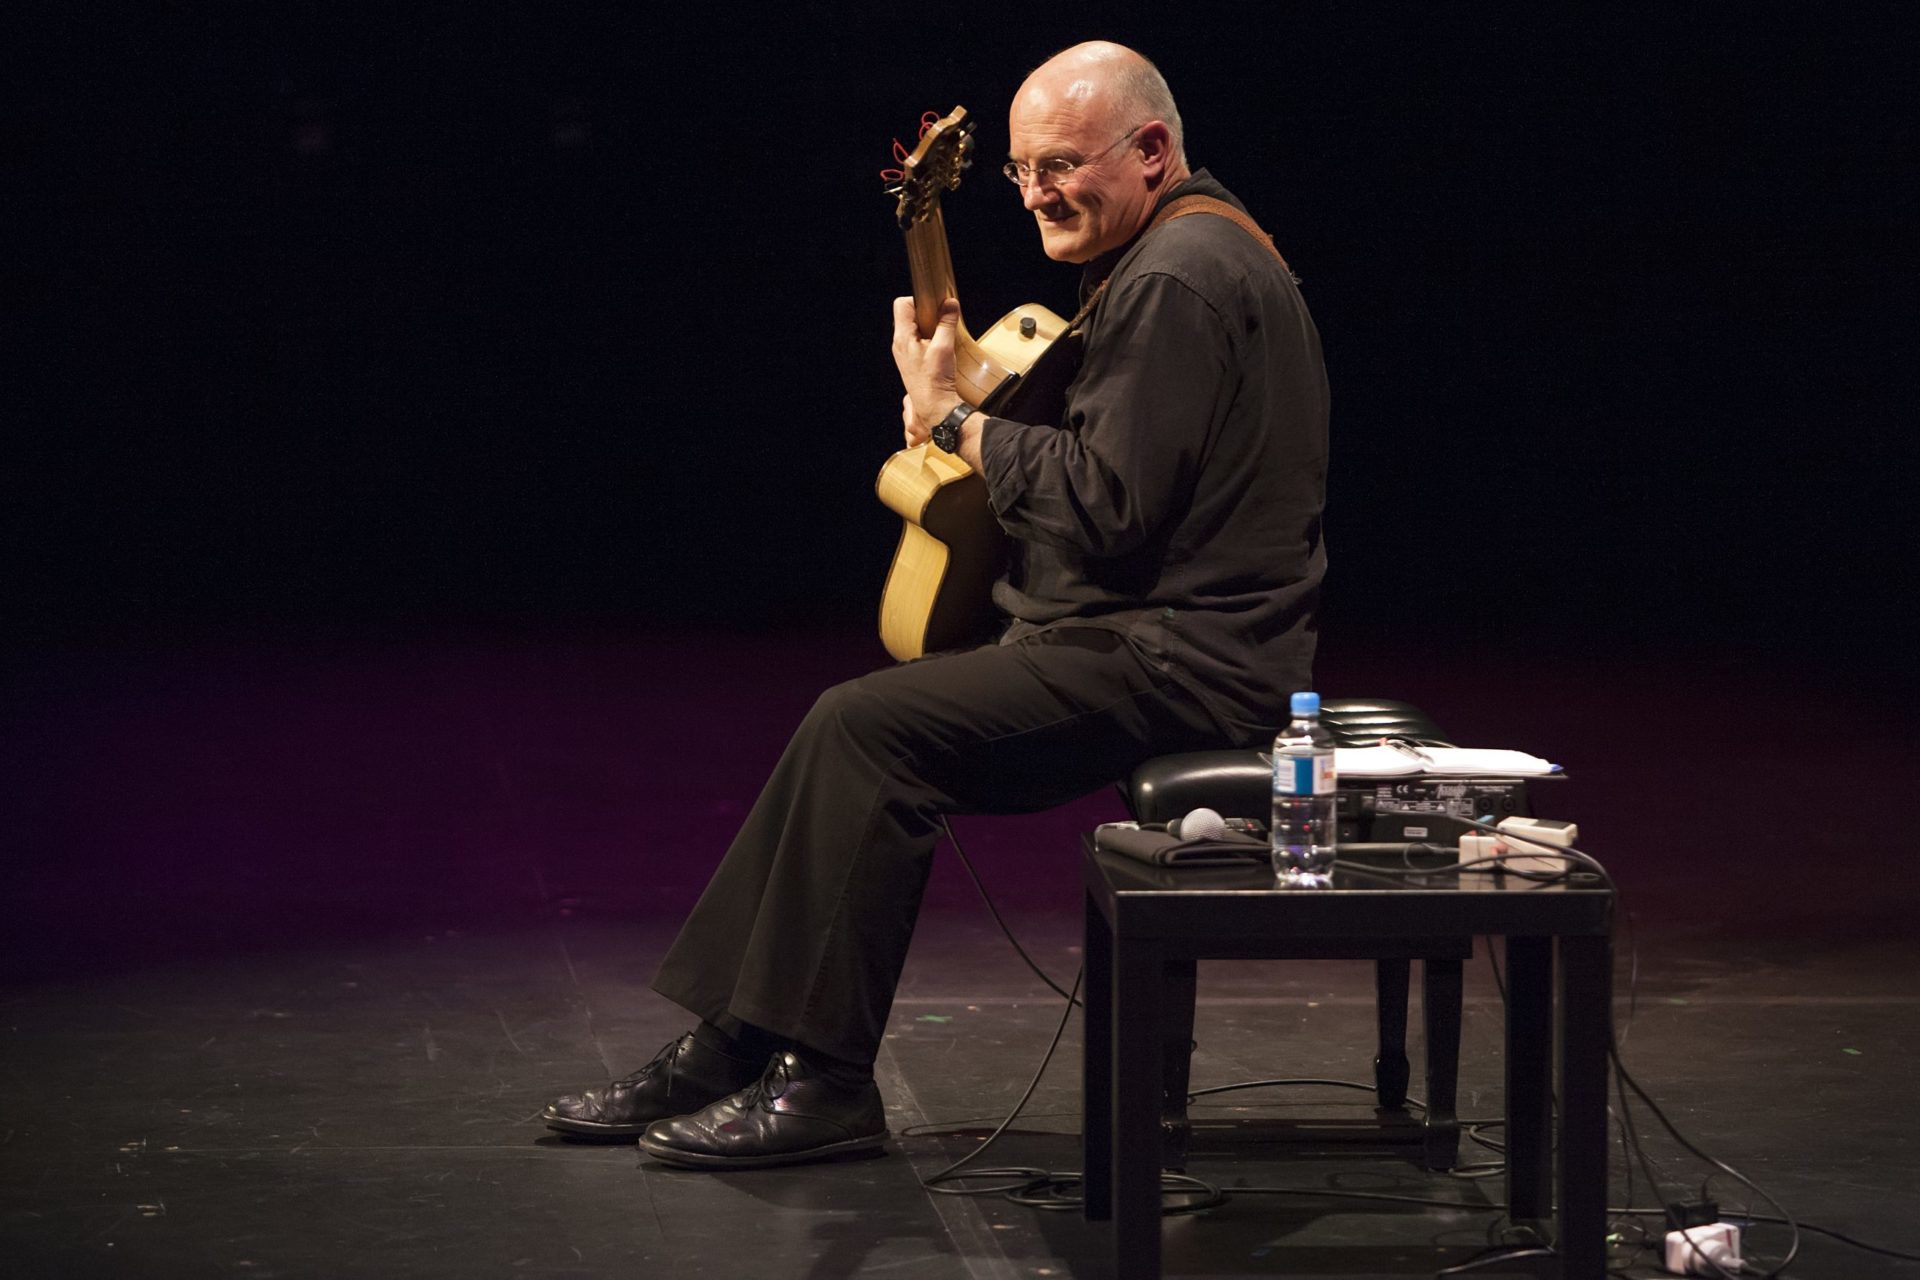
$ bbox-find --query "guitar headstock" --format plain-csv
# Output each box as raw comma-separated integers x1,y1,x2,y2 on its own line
886,106,974,231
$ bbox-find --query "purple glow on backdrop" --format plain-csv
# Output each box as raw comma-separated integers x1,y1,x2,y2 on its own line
6,626,1911,981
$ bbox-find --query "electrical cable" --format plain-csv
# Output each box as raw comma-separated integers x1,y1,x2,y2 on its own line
1472,854,1659,1271
1616,1043,1672,1262
1616,903,1643,1049
1186,1075,1512,1183
1188,1074,1507,1131
1599,1206,1920,1265
1686,1172,1835,1268
1611,1041,1801,1279
927,817,1223,1213
897,1110,1079,1136
935,812,1919,1276
1443,812,1798,1278
933,810,1588,1232
1713,1216,1920,1263
1190,1075,1423,1104
916,962,1079,1198
1443,820,1795,1278
939,814,1080,1007
1436,818,1772,1277
1433,1244,1557,1275
911,955,1226,1216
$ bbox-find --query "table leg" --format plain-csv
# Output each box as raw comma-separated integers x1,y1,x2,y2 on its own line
1374,958,1412,1109
1422,955,1463,1170
1505,935,1553,1224
1082,886,1113,1222
1161,956,1197,1171
1558,933,1613,1279
1113,935,1165,1280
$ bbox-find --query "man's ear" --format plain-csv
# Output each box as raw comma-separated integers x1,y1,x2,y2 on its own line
1133,120,1176,181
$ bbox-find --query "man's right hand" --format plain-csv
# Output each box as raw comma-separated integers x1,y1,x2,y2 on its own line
901,395,929,449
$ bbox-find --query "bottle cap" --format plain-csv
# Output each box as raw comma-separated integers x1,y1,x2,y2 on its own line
1290,691,1320,716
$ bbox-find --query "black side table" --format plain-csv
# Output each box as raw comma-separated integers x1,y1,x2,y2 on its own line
1081,841,1615,1279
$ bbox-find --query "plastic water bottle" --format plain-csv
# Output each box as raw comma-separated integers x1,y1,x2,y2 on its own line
1271,691,1337,887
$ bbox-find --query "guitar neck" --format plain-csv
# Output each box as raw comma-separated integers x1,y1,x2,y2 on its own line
889,106,1042,405
904,206,961,338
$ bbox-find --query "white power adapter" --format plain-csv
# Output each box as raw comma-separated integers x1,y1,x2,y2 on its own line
1664,1222,1743,1275
1461,816,1578,873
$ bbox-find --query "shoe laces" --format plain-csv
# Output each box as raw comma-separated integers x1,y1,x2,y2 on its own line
614,1032,693,1088
739,1051,796,1112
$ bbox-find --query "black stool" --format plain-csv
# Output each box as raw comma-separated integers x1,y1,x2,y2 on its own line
1123,698,1468,1169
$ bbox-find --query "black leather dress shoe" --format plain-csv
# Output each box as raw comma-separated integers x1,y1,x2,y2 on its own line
637,1051,888,1169
543,1032,762,1140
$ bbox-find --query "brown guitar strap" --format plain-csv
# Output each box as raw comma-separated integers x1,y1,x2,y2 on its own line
1066,193,1299,335
1151,194,1297,276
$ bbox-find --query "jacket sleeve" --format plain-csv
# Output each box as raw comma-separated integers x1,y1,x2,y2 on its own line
977,268,1235,559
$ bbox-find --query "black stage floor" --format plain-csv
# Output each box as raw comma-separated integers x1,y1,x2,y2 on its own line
6,629,1918,1278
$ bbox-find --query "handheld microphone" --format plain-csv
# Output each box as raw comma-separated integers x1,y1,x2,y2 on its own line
1102,808,1266,840
1170,806,1227,840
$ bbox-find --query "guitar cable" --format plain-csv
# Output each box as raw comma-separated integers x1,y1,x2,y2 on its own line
937,814,1081,1007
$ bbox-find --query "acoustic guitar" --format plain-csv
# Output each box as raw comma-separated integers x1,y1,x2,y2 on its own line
874,106,1079,661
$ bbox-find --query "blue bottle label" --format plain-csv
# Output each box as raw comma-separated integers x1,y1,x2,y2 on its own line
1274,753,1334,796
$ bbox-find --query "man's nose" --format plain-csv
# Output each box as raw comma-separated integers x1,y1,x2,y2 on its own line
1020,177,1057,212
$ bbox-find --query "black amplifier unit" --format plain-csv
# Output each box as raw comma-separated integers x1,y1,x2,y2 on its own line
1335,775,1559,845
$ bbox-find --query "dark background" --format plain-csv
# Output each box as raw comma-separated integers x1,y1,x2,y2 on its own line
6,18,1917,1270
10,2,1914,677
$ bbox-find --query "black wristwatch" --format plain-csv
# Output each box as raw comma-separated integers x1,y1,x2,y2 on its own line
931,401,976,455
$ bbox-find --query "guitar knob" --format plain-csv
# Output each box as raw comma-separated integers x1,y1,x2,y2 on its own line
1020,316,1037,338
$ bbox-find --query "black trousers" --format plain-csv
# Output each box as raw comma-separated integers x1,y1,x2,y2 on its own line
650,627,1233,1063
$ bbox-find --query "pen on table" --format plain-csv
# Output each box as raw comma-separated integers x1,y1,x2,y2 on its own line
1382,736,1434,765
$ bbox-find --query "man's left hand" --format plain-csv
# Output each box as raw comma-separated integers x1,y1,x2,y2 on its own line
891,296,965,447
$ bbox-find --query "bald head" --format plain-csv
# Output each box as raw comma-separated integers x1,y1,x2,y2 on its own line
1007,42,1191,262
1015,42,1186,168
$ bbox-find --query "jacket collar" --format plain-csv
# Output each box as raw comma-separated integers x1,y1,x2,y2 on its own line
1078,167,1233,301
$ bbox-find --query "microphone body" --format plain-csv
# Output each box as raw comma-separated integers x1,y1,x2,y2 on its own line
1103,809,1267,840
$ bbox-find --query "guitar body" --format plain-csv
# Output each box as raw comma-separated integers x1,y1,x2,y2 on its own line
877,302,1084,660
875,439,1003,661
875,107,1082,661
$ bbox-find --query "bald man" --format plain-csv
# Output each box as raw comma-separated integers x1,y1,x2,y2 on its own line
544,42,1328,1171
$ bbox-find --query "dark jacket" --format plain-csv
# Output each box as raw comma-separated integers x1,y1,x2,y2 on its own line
978,169,1330,741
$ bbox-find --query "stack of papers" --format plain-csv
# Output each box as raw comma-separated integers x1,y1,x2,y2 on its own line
1333,745,1559,778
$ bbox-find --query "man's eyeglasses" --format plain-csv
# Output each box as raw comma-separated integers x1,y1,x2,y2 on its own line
1002,126,1142,188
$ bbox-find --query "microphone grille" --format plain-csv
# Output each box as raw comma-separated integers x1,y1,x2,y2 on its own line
1173,806,1227,841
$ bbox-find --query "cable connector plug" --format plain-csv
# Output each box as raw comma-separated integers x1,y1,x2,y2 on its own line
1664,1222,1743,1276
1666,1198,1720,1230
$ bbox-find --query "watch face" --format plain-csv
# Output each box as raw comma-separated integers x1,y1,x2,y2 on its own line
932,404,970,455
